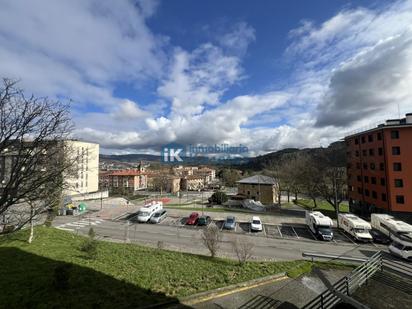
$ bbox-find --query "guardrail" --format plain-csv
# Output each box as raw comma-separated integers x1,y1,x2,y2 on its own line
302,252,367,263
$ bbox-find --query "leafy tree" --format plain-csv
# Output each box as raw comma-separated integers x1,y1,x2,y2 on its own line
209,191,228,205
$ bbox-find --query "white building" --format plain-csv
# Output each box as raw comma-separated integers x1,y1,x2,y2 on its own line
64,140,99,196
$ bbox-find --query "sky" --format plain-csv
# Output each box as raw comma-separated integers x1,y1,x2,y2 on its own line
1,0,412,155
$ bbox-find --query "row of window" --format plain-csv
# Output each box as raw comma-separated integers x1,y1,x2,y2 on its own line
354,175,404,187
351,162,402,171
349,146,401,158
352,130,399,145
354,187,405,204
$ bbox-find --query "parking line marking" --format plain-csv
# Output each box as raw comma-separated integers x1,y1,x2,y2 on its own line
307,228,317,240
340,231,356,244
277,225,283,238
291,226,299,239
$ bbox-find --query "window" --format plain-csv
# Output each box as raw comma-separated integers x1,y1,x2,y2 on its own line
392,146,400,155
358,187,362,194
363,163,368,170
380,162,385,171
371,177,377,185
364,189,370,196
369,149,374,156
357,175,362,182
393,162,402,171
364,176,369,183
382,193,387,201
361,136,366,143
370,163,375,170
372,191,377,199
377,132,382,140
355,150,359,157
391,130,399,139
356,163,361,169
378,148,383,156
368,134,373,142
355,138,359,145
381,178,386,186
395,179,404,188
396,195,405,204
362,149,367,156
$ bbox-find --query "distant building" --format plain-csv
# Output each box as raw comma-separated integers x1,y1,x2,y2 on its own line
345,113,412,215
181,175,205,191
99,169,147,194
236,175,278,205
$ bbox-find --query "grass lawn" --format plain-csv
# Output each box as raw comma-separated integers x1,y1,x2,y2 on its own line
294,199,349,218
0,227,350,308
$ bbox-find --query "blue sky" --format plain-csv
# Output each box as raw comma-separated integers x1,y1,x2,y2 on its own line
1,0,411,155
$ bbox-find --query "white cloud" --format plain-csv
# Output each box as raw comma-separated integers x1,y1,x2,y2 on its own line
0,0,164,107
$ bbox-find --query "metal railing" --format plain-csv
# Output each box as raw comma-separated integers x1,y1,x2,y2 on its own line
302,251,382,309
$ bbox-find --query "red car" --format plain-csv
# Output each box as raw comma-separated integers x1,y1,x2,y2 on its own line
186,212,199,225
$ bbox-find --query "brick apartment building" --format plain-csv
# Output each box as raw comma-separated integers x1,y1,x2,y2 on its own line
99,170,147,194
345,113,412,215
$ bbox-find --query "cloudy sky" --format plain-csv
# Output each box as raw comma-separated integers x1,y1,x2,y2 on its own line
1,0,412,155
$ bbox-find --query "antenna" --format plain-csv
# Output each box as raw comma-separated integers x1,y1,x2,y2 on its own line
398,102,401,119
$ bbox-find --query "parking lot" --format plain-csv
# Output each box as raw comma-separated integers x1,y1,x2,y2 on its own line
123,213,374,246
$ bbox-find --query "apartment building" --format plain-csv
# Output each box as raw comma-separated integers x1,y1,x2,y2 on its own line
181,175,205,191
99,169,147,194
345,113,412,215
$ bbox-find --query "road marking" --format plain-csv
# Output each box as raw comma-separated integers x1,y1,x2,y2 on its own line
308,228,317,240
339,231,356,244
291,226,299,239
277,225,283,238
56,227,74,232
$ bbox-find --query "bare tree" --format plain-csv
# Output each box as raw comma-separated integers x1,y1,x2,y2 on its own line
0,78,77,240
232,238,254,265
201,223,221,258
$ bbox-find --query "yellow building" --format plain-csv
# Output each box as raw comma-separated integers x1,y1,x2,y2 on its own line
237,175,278,205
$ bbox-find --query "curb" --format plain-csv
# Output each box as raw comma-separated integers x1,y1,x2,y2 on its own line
179,272,288,306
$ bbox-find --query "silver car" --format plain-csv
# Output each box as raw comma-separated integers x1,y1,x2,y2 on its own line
223,216,236,230
150,209,167,223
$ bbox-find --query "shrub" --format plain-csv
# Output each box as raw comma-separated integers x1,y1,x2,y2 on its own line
209,191,228,205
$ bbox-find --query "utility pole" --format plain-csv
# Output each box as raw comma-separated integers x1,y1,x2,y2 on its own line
335,171,340,228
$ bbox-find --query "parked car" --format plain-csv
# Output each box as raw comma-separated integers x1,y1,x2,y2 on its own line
197,215,211,226
224,216,236,230
186,212,199,225
370,229,390,244
250,216,263,232
150,209,167,224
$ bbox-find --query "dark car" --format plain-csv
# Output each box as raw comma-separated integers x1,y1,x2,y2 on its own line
186,212,199,225
370,229,390,244
197,215,211,226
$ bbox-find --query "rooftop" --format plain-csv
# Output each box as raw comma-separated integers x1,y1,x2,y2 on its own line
237,175,277,185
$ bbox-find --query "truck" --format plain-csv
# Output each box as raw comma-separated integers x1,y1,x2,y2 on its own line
371,214,412,260
338,213,372,242
136,201,163,223
305,211,333,241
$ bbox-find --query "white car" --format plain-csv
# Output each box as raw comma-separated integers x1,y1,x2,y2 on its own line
250,216,263,232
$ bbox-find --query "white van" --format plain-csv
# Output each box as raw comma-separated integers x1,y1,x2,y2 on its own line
305,211,333,241
389,235,412,261
371,214,412,238
371,214,412,260
136,201,163,223
338,213,372,242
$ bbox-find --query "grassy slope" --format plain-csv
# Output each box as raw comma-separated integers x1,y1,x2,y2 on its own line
0,227,349,308
294,199,349,218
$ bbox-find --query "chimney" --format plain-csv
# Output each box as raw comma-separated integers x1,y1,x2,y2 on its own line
406,113,412,124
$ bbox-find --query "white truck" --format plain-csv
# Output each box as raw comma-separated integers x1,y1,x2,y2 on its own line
305,211,334,241
338,213,372,242
371,214,412,260
136,201,163,223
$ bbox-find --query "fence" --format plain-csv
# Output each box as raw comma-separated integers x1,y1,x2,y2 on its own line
302,251,382,309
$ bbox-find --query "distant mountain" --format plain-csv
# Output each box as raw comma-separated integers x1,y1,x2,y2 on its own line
100,141,345,169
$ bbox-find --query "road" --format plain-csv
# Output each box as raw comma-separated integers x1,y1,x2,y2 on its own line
53,214,385,261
